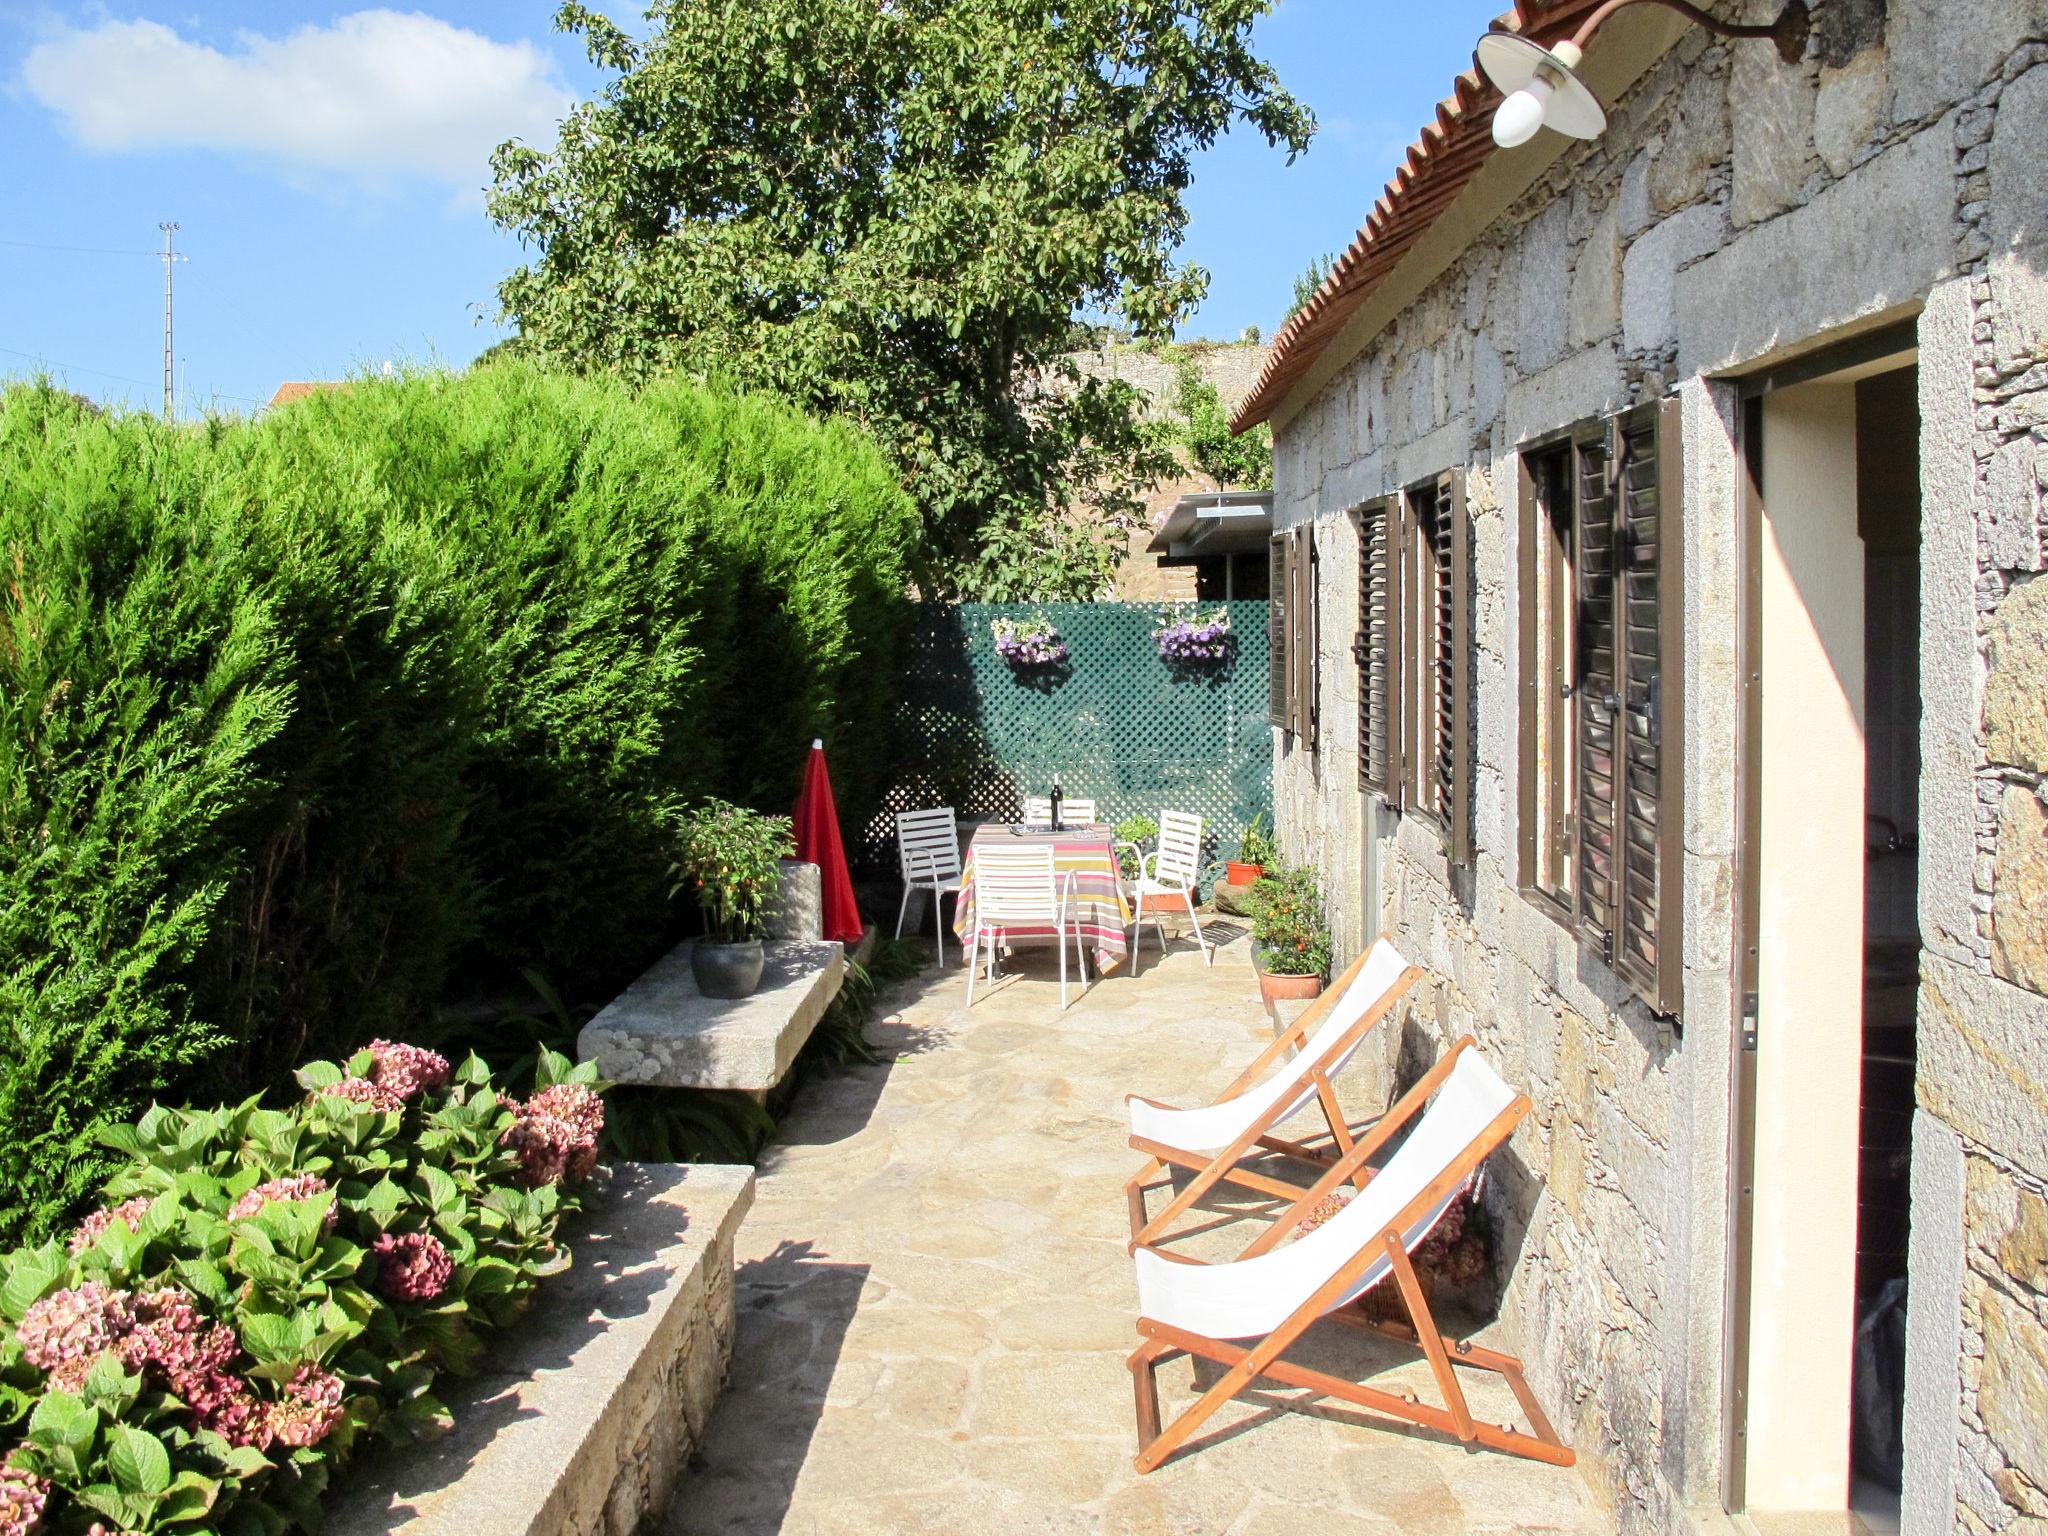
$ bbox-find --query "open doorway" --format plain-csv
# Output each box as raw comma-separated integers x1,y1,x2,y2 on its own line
1733,341,1921,1532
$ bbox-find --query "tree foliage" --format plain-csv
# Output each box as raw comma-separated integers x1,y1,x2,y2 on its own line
0,367,916,1244
1286,251,1337,323
1166,354,1271,491
489,0,1312,598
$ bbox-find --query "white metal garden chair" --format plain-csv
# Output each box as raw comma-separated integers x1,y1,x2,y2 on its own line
1127,809,1211,968
962,845,1089,1010
1021,795,1099,826
894,807,964,964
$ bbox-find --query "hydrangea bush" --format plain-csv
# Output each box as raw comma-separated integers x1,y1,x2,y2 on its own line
0,1042,603,1536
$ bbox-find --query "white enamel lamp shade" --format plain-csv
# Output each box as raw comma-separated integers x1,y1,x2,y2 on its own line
1477,31,1608,148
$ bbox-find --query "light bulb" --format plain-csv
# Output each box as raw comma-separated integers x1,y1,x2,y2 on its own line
1493,77,1552,148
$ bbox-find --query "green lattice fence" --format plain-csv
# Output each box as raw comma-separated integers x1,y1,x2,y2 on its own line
861,602,1272,883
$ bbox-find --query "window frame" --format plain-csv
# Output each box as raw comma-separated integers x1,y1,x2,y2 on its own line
1516,426,1590,928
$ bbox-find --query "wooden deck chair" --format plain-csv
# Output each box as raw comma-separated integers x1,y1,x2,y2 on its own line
1127,1039,1574,1473
1123,937,1421,1250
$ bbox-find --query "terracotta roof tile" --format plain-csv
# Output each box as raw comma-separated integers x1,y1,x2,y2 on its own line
1233,1,1608,432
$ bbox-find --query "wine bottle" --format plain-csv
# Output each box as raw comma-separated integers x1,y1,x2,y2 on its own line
1050,780,1064,832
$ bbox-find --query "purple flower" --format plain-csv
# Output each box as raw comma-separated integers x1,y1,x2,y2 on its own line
229,1173,336,1230
991,621,1067,667
0,1459,49,1536
364,1039,452,1101
67,1195,154,1256
372,1231,453,1302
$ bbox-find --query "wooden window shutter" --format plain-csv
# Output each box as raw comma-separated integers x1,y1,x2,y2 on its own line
1516,455,1540,893
1610,400,1686,1017
1269,534,1289,729
1355,502,1396,798
1297,525,1319,753
1446,469,1474,869
1572,433,1620,958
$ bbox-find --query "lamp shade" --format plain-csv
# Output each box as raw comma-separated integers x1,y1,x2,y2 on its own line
1477,32,1608,147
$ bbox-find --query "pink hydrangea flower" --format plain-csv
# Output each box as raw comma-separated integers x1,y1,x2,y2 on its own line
501,1083,605,1187
326,1075,404,1113
267,1364,346,1448
16,1281,135,1391
372,1231,453,1302
0,1460,49,1536
364,1040,452,1101
229,1173,336,1230
67,1195,155,1256
114,1289,264,1443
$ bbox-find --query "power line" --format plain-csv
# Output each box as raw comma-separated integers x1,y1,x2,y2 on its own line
0,346,156,393
0,236,164,258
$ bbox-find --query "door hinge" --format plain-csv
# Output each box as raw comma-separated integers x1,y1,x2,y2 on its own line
1740,991,1759,1052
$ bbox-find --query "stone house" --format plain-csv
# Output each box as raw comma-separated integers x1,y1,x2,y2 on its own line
1233,2,2047,1533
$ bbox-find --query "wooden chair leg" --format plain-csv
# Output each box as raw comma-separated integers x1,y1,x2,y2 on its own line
1126,1158,1165,1242
1385,1232,1476,1443
1129,1337,1167,1451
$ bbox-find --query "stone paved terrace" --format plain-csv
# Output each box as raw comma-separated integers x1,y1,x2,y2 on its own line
660,928,1617,1535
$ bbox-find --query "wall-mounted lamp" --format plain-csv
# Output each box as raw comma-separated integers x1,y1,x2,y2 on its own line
1478,0,1811,149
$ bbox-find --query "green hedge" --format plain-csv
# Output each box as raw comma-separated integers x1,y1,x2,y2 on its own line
0,366,916,1244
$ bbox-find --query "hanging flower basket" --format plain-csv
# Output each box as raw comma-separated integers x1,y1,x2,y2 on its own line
1155,608,1233,666
992,617,1068,669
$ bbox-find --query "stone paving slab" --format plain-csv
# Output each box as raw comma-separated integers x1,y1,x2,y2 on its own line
580,938,846,1092
663,932,1616,1534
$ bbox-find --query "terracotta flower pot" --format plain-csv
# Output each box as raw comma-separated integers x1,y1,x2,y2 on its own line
1253,945,1324,1003
1225,860,1265,885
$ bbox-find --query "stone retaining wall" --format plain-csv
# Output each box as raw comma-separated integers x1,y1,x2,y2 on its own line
329,1162,754,1536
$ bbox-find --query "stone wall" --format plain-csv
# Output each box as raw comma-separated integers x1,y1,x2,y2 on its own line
1264,2,2048,1530
1061,342,1272,601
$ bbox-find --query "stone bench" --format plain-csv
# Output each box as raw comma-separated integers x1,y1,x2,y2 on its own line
328,1161,754,1536
577,937,849,1095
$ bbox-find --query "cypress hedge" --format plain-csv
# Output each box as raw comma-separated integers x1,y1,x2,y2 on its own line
0,365,916,1243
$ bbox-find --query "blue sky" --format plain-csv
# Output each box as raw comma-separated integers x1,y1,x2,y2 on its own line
0,1,1503,414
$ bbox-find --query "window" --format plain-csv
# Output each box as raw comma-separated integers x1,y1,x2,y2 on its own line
1268,526,1318,748
1516,400,1686,1019
1352,472,1471,867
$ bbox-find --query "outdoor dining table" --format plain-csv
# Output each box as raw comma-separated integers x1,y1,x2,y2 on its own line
953,822,1133,975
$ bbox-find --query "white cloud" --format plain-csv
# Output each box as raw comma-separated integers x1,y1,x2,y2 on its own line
20,10,576,192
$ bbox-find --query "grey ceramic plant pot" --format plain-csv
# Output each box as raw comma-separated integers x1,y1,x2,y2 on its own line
692,938,766,1000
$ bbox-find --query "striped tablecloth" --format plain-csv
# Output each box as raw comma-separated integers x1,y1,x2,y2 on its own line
955,824,1133,973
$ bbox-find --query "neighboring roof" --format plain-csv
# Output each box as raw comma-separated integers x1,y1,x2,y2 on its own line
1147,490,1274,557
1232,0,1609,433
268,381,346,408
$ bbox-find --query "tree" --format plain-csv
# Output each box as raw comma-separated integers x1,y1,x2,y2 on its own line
490,0,1312,598
1285,252,1337,323
1167,355,1270,491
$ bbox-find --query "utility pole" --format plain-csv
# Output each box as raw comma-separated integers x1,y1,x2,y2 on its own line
158,222,185,420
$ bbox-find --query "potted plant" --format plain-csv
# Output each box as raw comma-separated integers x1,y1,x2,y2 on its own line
671,798,796,999
991,615,1068,668
1227,812,1276,886
1246,864,1331,1003
1153,607,1233,666
1115,814,1160,882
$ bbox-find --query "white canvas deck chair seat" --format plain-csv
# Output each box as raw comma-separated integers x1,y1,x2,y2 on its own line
1021,794,1098,826
962,845,1089,1011
1127,1039,1574,1473
1124,938,1421,1249
1124,809,1212,968
893,807,964,964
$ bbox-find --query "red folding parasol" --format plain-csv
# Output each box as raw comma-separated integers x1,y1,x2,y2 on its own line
792,738,864,946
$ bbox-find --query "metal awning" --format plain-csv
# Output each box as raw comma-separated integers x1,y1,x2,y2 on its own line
1146,490,1274,557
